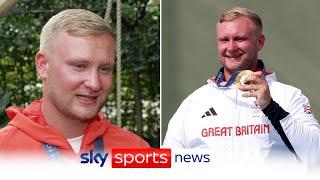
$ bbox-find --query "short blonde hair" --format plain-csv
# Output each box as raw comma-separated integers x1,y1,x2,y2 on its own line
219,7,262,33
40,9,114,51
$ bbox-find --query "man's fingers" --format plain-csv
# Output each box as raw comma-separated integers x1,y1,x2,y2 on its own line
242,91,257,98
243,74,264,85
252,71,264,78
238,84,259,91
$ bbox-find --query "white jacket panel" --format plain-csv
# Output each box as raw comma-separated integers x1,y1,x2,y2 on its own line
163,73,320,166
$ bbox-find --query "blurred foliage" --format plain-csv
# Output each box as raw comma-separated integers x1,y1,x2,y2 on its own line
0,0,160,147
0,91,10,128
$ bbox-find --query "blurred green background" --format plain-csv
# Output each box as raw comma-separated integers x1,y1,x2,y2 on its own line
162,0,320,142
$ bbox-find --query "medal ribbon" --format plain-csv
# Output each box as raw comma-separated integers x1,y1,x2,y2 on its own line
215,60,266,88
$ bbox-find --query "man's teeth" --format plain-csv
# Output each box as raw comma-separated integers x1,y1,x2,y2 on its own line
78,95,96,99
228,54,242,58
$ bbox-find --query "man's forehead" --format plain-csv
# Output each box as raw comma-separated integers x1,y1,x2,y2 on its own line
217,16,254,26
52,30,114,42
48,31,115,49
216,17,256,34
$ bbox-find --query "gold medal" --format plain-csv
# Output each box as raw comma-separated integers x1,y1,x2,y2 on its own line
235,70,253,87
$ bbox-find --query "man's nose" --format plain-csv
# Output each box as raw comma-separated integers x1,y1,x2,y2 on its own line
84,70,101,91
227,40,238,51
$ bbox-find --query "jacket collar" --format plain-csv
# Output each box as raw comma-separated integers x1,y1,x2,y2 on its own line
5,100,110,148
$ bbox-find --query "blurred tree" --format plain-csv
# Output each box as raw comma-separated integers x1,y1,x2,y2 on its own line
0,0,159,147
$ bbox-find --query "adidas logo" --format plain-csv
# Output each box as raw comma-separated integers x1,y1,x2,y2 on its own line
201,107,217,118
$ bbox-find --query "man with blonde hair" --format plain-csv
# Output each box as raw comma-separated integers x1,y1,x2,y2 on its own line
164,7,320,167
0,9,149,160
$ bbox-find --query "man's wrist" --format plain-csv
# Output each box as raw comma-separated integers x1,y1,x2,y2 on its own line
262,98,289,122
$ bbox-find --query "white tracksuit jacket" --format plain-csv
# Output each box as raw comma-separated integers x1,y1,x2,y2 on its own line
163,72,320,166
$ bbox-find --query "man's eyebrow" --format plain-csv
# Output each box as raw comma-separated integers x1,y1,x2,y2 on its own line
106,61,116,67
66,58,89,62
66,58,114,64
217,37,229,40
217,35,248,40
234,35,248,38
74,60,114,67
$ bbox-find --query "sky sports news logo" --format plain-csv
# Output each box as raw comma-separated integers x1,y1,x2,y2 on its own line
80,148,211,168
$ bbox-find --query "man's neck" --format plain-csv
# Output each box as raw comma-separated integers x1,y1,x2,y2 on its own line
41,98,88,139
224,71,233,82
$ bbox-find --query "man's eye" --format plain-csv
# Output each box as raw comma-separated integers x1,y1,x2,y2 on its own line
219,39,228,43
236,38,247,42
74,64,86,71
99,66,112,74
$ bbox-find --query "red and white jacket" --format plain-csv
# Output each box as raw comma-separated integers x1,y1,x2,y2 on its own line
163,72,320,166
0,100,149,161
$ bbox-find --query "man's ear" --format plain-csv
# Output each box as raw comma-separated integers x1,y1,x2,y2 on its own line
35,51,49,80
257,34,265,51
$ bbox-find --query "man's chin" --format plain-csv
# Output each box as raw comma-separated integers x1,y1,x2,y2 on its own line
72,107,100,122
225,63,243,72
76,115,97,122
